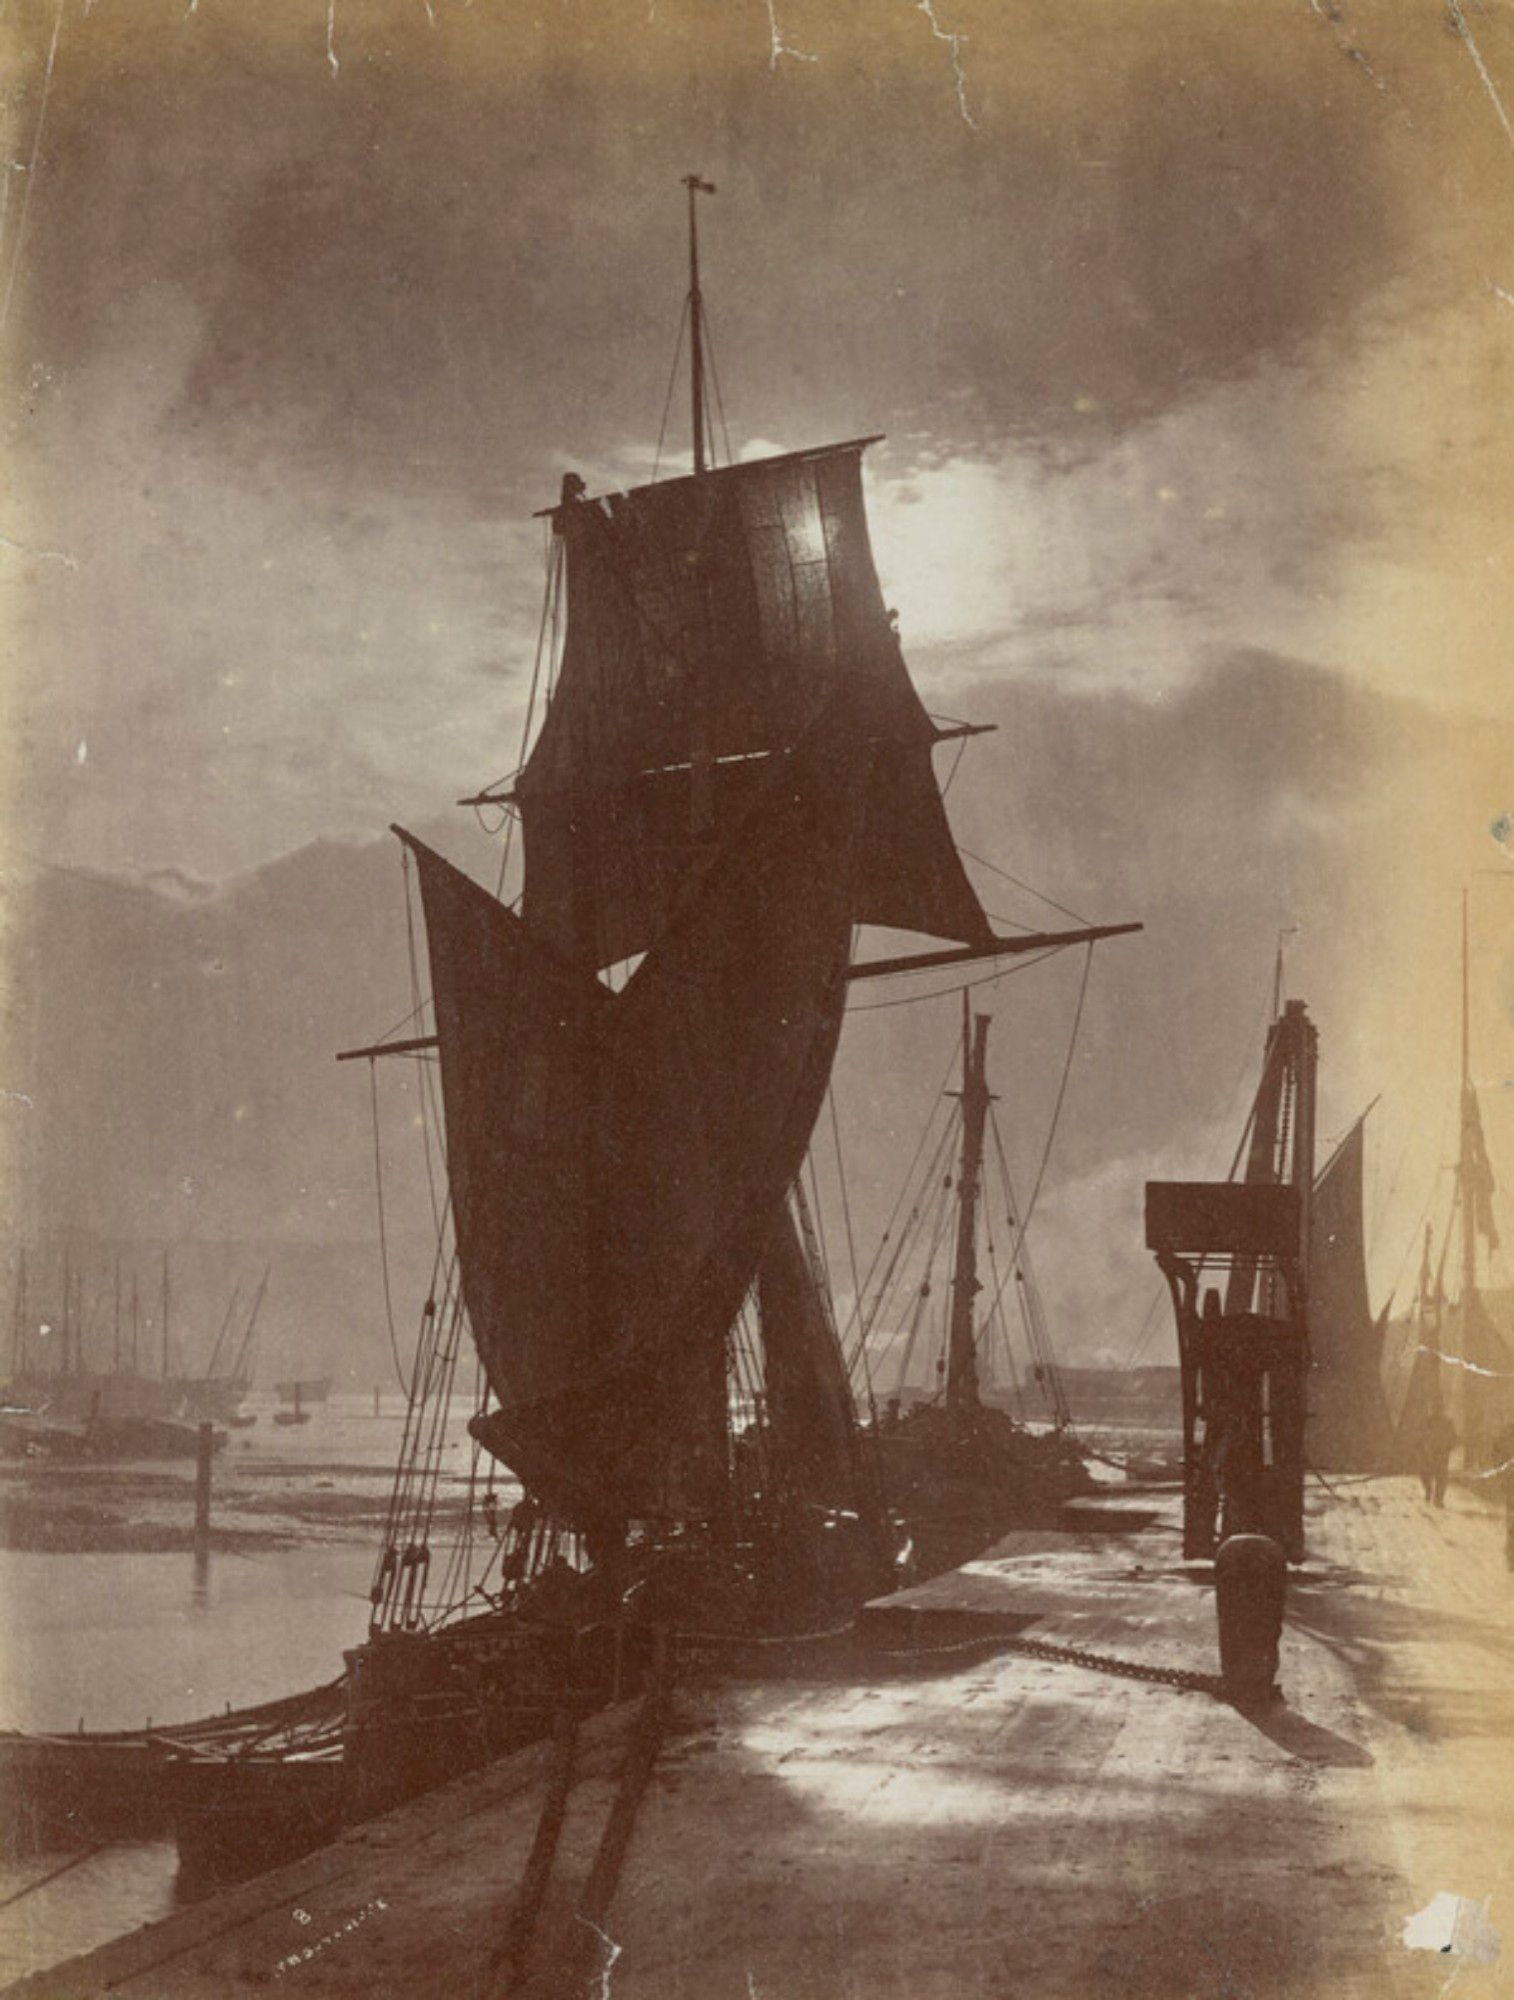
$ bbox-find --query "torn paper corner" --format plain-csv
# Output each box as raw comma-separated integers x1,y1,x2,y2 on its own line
1402,1893,1501,1966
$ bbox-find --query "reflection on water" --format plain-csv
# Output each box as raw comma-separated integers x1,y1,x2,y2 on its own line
0,1538,377,1984
0,1402,426,1982
0,1541,377,1735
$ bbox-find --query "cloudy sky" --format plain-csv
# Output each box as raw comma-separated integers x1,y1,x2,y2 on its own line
3,0,1514,1367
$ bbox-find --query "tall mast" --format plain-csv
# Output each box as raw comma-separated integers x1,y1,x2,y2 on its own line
946,992,992,1419
11,1248,25,1379
682,173,715,476
1460,885,1477,1313
130,1271,140,1374
61,1244,71,1377
113,1256,122,1373
161,1248,171,1381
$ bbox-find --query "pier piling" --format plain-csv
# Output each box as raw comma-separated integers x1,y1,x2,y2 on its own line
194,1421,214,1546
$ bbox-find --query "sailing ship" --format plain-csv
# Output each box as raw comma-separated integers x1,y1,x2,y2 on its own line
858,997,1094,1578
1,183,1140,1891
344,177,1136,1646
1392,890,1514,1473
1307,1104,1393,1472
2,1249,255,1451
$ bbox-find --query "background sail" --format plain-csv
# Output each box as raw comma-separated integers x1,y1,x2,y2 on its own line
1307,1118,1393,1471
756,1197,863,1510
516,443,989,967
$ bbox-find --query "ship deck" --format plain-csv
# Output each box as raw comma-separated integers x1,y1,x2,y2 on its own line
6,1475,1510,1999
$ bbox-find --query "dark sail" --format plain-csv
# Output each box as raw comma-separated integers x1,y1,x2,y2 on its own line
516,443,990,968
756,1198,862,1509
404,713,865,1524
1307,1118,1393,1471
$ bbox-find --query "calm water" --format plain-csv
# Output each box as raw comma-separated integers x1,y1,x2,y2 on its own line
0,1391,484,1985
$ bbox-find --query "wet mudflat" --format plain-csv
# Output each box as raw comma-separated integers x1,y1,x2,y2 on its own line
8,1474,1510,2000
0,1394,509,1985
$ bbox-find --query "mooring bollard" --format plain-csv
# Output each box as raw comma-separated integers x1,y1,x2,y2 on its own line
194,1421,214,1547
1214,1531,1286,1706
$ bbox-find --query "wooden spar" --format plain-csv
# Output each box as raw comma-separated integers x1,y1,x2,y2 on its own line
339,918,1142,1060
531,434,887,519
1460,884,1477,1315
456,723,999,810
946,998,992,1418
848,920,1141,983
336,1033,440,1063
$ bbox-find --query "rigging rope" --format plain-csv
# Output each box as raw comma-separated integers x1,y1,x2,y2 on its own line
954,844,1091,928
971,943,1094,1339
651,296,691,483
846,943,1069,1015
369,1061,414,1398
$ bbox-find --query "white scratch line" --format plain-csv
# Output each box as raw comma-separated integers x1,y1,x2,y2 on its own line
326,0,340,77
1304,0,1412,123
1470,1453,1514,1484
1447,0,1514,156
578,1917,623,2000
764,0,816,68
1491,281,1514,309
915,0,977,131
0,0,64,339
0,532,77,569
1416,1342,1514,1382
419,0,435,23
0,1091,35,1109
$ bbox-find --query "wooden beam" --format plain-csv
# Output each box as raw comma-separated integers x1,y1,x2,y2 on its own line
847,921,1142,984
456,724,996,810
335,1034,439,1064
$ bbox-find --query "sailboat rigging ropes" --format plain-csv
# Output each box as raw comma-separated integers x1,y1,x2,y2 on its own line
845,943,1067,1015
368,1060,413,1398
969,943,1094,1339
651,294,691,484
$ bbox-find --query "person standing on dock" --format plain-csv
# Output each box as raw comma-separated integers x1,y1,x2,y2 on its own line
1419,1405,1457,1508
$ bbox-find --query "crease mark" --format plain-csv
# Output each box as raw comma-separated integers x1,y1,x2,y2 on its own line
0,0,64,339
1446,0,1514,155
764,0,817,68
0,532,78,570
915,0,977,131
578,1916,623,2000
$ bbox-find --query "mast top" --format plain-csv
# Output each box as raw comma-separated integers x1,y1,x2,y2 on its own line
683,174,716,476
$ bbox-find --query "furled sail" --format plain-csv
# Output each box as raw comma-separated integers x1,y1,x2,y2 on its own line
403,710,866,1525
1307,1118,1393,1471
515,442,991,969
756,1197,862,1510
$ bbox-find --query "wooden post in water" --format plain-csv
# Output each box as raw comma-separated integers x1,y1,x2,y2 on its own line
194,1422,214,1548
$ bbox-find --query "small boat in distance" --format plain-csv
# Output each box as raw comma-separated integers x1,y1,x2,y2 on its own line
273,1376,331,1405
272,1380,318,1427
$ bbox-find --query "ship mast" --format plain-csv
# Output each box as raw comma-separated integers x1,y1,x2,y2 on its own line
946,994,992,1420
11,1248,25,1379
683,173,715,476
1459,884,1477,1314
